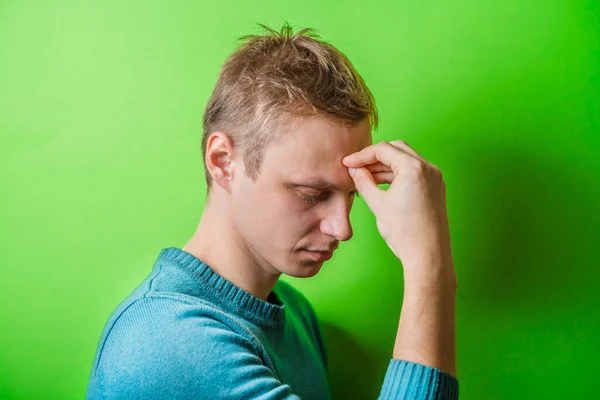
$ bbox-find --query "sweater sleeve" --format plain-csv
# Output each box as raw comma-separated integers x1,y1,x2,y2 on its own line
87,299,303,400
286,285,459,399
378,359,459,399
88,296,458,400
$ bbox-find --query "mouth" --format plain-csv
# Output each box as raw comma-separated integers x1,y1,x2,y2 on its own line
302,249,334,262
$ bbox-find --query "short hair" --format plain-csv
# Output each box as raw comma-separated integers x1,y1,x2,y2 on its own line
201,22,378,189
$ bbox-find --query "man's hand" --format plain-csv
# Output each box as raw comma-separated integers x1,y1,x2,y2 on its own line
343,140,457,377
342,140,453,280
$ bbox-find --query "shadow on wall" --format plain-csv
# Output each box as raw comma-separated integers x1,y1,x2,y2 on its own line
450,141,599,311
321,321,384,400
312,124,600,398
320,138,600,398
446,139,600,397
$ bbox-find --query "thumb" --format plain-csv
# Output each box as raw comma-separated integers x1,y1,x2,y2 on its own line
349,167,382,207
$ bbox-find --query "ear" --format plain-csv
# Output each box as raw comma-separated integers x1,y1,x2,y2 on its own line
205,132,237,193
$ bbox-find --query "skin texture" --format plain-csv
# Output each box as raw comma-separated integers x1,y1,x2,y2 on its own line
184,118,457,378
183,115,372,301
343,140,457,377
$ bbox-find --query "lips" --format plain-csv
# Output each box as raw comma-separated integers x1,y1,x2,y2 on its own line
306,243,339,253
303,249,334,262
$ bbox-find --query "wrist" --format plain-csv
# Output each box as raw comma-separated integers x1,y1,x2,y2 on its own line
402,257,457,293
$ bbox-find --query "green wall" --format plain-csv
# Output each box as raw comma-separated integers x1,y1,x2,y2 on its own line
1,1,598,398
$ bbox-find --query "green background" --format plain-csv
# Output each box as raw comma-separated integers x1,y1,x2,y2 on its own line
1,1,598,399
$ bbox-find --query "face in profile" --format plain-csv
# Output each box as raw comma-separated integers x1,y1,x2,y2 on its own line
230,115,373,278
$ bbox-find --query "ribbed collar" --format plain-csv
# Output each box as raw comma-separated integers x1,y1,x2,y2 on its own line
153,247,287,327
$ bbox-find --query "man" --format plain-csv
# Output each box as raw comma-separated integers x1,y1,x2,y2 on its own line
87,23,458,399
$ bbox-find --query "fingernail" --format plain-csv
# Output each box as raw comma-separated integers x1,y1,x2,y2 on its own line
348,168,356,177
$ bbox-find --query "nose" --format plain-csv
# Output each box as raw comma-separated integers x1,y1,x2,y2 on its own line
319,200,353,242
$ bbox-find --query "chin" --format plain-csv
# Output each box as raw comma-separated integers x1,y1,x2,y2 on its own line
283,260,326,278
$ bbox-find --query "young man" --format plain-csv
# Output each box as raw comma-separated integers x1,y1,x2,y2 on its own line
87,24,459,399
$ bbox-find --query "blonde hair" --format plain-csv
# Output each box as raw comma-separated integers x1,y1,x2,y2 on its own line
202,22,378,188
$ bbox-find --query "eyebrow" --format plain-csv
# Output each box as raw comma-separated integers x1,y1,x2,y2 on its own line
290,178,359,195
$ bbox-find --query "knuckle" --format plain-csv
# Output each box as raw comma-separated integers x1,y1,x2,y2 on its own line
412,159,427,174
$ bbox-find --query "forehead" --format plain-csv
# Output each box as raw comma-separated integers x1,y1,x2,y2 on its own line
262,115,372,177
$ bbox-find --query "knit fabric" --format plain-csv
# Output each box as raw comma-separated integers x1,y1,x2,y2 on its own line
87,247,458,399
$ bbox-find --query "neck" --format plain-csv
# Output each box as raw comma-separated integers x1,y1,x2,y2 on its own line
182,190,281,302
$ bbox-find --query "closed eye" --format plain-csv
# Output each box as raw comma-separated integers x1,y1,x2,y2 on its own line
299,190,360,204
300,191,328,204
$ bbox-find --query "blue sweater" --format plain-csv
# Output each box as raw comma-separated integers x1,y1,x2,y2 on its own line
87,247,458,399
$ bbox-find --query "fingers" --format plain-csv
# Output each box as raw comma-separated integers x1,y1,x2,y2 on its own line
387,140,441,178
371,171,395,184
342,141,420,174
365,161,392,174
387,140,427,163
348,167,382,204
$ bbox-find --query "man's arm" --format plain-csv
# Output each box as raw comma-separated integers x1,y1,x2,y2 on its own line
376,254,458,400
394,257,457,377
344,140,459,399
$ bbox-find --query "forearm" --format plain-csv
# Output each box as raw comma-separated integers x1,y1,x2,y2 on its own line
392,255,457,377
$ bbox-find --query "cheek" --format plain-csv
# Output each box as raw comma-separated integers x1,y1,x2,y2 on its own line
232,190,292,235
287,204,323,238
266,205,320,247
232,185,321,246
